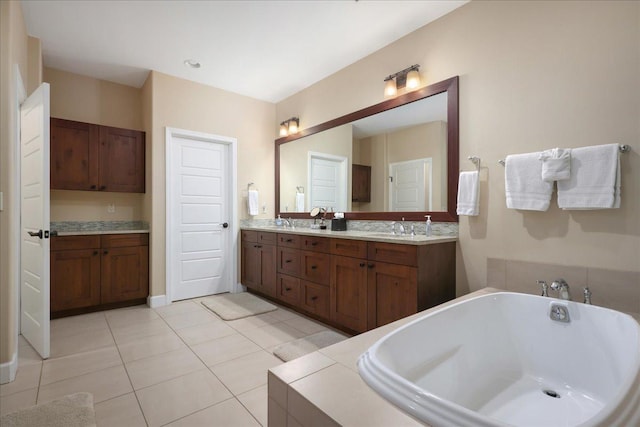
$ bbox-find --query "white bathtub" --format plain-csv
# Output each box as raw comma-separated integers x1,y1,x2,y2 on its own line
358,292,640,427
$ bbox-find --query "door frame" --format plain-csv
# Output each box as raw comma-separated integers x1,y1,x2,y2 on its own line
165,127,238,304
307,151,348,212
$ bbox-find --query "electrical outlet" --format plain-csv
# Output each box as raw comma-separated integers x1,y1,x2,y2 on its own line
107,203,115,213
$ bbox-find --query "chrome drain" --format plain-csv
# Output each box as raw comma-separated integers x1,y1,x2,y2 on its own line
542,389,560,398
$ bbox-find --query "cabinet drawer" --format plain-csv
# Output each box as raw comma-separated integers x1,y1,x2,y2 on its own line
330,238,368,258
277,274,300,305
51,235,101,251
101,233,149,248
258,232,277,245
278,248,300,276
301,251,330,285
301,236,330,253
368,242,417,267
278,233,301,249
301,281,329,319
241,230,257,243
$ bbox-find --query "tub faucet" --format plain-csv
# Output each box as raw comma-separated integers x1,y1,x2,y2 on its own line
537,280,549,297
583,287,592,305
550,279,571,301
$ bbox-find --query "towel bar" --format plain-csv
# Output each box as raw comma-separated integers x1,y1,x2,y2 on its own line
498,144,630,166
467,156,481,171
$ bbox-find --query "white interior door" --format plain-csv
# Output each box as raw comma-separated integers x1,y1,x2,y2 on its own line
20,83,50,359
308,152,347,212
168,131,233,301
389,158,432,212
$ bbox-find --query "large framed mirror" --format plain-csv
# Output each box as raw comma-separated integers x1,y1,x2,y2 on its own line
275,76,458,222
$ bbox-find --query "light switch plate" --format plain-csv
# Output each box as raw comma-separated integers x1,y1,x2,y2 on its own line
107,202,115,213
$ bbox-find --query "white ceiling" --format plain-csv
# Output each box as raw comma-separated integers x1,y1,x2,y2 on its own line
21,0,467,103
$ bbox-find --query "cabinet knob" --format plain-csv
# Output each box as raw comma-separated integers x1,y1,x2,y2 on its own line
359,262,366,268
285,259,292,263
311,296,318,301
311,265,317,270
103,250,109,255
285,238,293,243
99,185,106,190
285,287,292,291
93,251,98,256
311,242,318,246
90,185,97,190
368,263,375,269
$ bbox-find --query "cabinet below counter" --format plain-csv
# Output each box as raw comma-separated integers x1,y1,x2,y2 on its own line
51,233,149,318
241,228,456,334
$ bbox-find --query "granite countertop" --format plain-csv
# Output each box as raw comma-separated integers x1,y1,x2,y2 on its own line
241,225,457,246
51,221,149,236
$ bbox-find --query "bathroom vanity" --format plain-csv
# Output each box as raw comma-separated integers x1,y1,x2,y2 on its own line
241,227,456,334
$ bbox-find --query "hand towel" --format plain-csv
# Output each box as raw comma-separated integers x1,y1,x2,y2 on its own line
456,171,479,216
248,190,259,216
505,152,553,211
295,192,305,212
539,148,571,182
557,143,620,209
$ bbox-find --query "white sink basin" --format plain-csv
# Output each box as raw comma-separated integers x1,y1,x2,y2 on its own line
358,292,640,427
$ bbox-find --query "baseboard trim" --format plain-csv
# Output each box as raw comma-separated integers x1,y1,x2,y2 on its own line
147,294,167,308
0,351,17,384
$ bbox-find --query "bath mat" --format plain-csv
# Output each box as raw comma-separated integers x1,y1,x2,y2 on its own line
273,330,347,362
0,392,95,427
201,292,277,320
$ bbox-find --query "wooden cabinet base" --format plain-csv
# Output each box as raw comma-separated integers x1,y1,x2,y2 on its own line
51,298,147,319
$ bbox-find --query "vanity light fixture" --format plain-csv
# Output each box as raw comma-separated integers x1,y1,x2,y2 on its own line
279,117,300,137
383,64,421,97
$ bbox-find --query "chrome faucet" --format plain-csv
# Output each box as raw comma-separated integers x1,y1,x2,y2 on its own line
397,217,406,235
583,287,592,305
550,279,571,301
283,217,295,228
537,280,549,297
410,224,416,236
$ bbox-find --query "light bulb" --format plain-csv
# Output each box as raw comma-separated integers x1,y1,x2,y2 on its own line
279,123,288,137
406,69,420,89
384,78,397,97
288,120,298,134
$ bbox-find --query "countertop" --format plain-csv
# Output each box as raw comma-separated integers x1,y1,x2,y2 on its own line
241,225,457,246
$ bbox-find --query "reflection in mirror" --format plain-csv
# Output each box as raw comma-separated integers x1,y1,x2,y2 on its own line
275,76,459,222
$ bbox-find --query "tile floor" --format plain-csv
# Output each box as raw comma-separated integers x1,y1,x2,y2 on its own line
0,295,343,426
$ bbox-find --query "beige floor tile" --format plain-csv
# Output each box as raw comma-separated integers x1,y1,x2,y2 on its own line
284,316,331,335
175,320,236,346
50,312,108,338
117,331,185,363
0,363,42,397
240,322,306,349
125,347,205,390
41,346,122,386
237,384,268,426
154,300,205,318
94,392,147,427
268,307,302,322
17,342,43,367
191,333,262,367
167,397,261,427
210,351,282,395
37,364,132,405
225,313,280,332
49,326,115,358
110,317,173,345
163,309,220,330
0,388,37,416
106,305,159,329
136,369,232,427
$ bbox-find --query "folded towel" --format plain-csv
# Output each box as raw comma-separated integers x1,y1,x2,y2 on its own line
539,148,571,182
248,190,259,216
505,152,553,211
557,143,620,209
457,171,479,216
295,192,305,212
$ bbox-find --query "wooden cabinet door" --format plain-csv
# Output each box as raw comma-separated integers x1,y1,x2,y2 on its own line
51,248,101,312
101,245,149,303
330,256,368,333
352,164,371,202
50,118,99,190
258,244,277,296
241,241,259,289
301,281,329,319
277,274,301,305
368,262,417,329
99,126,145,193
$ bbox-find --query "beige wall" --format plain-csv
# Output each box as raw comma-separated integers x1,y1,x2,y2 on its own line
146,71,275,298
277,1,640,296
43,67,145,222
0,0,39,367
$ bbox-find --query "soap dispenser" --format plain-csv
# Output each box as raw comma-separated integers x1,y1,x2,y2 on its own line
425,215,432,236
275,214,283,226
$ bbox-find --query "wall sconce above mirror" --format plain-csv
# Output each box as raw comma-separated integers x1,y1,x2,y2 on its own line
384,64,421,98
275,76,459,222
279,117,300,137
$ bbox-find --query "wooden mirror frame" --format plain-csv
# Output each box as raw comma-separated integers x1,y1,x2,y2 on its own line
275,75,459,222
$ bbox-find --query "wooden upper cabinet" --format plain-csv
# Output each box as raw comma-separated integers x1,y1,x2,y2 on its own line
50,118,99,190
50,118,145,193
352,164,371,203
99,126,145,193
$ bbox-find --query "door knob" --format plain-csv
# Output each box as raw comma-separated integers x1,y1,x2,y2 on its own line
222,222,229,228
28,230,43,239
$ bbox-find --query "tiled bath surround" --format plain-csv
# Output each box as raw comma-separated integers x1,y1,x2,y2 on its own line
487,258,640,318
240,219,459,237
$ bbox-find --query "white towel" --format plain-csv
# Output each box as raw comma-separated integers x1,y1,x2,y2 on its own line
295,192,305,212
539,148,571,182
248,190,259,216
457,171,479,216
557,144,620,209
505,152,553,211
